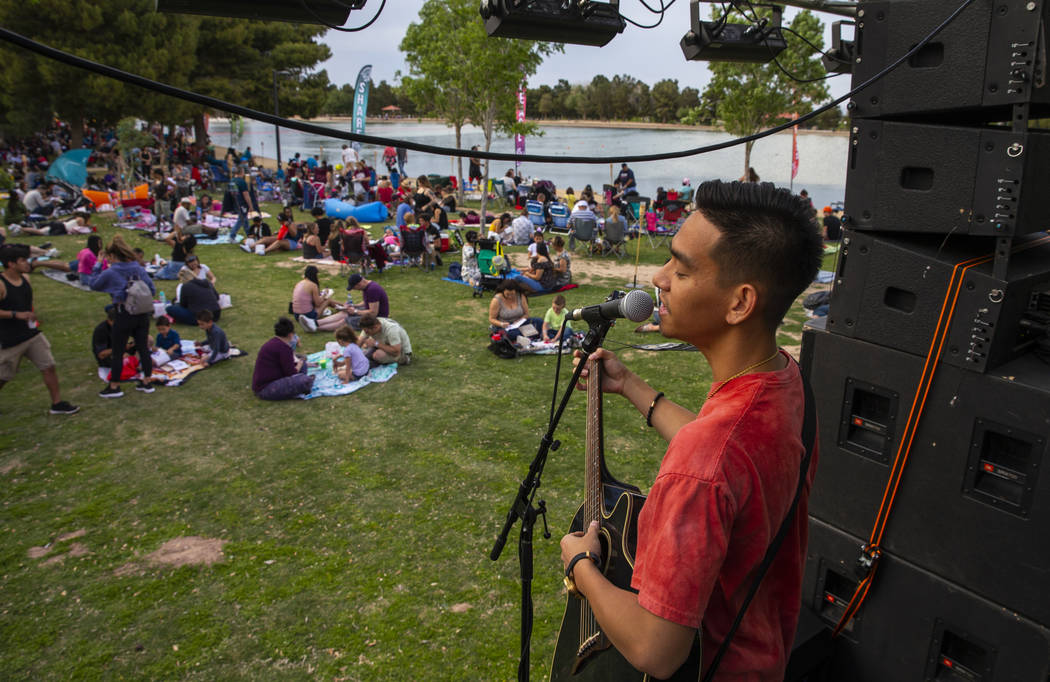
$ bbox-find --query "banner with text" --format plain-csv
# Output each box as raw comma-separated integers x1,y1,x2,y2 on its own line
351,65,373,153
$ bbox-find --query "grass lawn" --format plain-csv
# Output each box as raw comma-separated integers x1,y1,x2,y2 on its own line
0,204,835,680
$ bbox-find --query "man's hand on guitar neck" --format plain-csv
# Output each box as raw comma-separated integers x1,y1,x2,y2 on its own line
573,348,696,442
560,520,697,679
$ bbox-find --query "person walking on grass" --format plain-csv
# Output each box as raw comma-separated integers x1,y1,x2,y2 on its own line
90,236,158,398
0,244,79,414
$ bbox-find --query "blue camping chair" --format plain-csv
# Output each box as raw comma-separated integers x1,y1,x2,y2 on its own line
526,200,546,229
209,163,229,184
549,202,569,231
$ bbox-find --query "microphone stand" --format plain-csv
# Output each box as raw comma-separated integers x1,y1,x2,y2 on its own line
490,319,614,682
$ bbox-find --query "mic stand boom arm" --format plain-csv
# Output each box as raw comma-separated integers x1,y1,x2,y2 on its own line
489,319,614,682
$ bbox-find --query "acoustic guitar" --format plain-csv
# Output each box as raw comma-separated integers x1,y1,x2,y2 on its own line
549,358,701,681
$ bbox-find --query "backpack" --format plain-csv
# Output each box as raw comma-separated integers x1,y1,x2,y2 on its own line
124,276,154,315
447,262,462,280
487,330,518,359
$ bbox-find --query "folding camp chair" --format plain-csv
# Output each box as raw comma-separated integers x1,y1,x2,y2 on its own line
400,226,427,270
549,203,570,233
526,200,546,229
602,218,627,259
625,195,650,234
568,217,597,255
340,230,372,275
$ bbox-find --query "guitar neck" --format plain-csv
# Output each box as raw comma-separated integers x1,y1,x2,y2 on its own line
585,357,603,525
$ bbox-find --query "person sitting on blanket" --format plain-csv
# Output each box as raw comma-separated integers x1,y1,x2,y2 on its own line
76,235,108,287
155,231,196,280
246,215,272,241
252,316,314,401
291,265,345,333
333,324,369,383
301,221,326,260
173,196,219,240
193,310,229,367
155,316,182,359
92,308,138,369
510,207,534,246
542,294,573,344
357,314,412,366
167,267,221,325
22,181,56,218
550,235,572,288
488,280,543,342
196,194,217,222
345,273,389,329
183,253,216,286
512,242,558,293
253,219,302,255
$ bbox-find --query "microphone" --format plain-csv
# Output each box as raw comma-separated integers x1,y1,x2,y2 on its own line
570,289,654,324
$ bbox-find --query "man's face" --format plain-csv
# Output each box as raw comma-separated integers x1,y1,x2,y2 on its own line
651,212,735,347
197,320,212,331
10,257,31,274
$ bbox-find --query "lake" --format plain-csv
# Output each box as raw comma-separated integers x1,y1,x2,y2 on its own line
208,118,848,210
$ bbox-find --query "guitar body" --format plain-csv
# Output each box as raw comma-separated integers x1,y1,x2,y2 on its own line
549,358,701,682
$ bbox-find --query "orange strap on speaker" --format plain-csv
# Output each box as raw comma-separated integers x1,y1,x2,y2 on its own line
831,234,1050,637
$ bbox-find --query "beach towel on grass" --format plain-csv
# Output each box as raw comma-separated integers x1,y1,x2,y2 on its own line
194,234,244,246
97,341,247,386
40,268,94,291
300,350,397,399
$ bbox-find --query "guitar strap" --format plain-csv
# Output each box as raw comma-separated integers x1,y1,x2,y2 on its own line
701,360,817,682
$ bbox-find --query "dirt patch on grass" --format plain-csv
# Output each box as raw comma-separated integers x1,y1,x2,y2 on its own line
146,536,227,567
506,251,660,287
1,458,24,475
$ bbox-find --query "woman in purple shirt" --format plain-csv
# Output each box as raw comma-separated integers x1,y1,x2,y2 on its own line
252,317,314,400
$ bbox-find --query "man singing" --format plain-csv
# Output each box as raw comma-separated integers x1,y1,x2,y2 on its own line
561,180,822,680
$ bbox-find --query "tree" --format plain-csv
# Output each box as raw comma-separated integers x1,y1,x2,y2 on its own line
401,0,559,213
0,0,198,148
700,8,829,176
188,18,331,151
651,79,681,123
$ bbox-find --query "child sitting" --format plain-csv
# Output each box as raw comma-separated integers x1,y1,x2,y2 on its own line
155,316,182,359
194,310,230,366
381,227,401,258
333,324,369,383
541,294,572,344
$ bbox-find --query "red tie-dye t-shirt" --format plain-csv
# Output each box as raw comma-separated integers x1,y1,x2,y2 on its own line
631,353,817,681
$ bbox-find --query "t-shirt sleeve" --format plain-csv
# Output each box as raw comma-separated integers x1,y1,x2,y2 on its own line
631,470,734,629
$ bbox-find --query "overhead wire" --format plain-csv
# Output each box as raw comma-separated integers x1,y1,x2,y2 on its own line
297,0,386,32
0,0,975,165
622,0,677,29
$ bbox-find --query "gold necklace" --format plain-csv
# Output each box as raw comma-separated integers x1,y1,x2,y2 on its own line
707,349,782,399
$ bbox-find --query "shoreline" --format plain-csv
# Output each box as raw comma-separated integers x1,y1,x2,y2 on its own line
229,115,847,137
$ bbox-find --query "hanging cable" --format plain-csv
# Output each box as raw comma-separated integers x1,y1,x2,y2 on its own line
297,0,386,32
0,0,975,165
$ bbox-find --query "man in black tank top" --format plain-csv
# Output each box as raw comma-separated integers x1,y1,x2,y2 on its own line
0,244,79,415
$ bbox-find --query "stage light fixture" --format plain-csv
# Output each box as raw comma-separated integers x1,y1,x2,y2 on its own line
479,0,626,47
154,0,365,25
679,0,786,63
821,20,855,74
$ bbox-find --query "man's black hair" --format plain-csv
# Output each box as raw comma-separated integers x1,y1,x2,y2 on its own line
694,180,823,330
274,317,295,337
0,244,30,267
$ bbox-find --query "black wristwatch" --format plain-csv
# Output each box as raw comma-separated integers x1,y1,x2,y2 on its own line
564,551,601,599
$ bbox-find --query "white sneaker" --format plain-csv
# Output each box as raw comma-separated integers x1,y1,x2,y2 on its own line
46,248,59,258
299,315,318,332
240,243,251,253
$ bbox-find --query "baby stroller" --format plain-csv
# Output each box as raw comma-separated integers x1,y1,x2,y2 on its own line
475,237,510,296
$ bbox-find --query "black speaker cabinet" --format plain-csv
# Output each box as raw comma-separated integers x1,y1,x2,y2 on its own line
827,229,1050,372
803,517,1050,681
843,120,1050,237
850,0,1050,122
800,326,1050,623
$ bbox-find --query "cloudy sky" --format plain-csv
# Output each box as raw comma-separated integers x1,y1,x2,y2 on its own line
321,0,854,101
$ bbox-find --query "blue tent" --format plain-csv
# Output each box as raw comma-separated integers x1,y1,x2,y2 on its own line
46,149,93,187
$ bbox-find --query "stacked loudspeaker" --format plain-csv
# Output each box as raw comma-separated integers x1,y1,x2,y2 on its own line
799,1,1050,679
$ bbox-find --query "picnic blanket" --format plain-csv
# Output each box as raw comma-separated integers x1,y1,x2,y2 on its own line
442,273,578,297
40,268,93,291
96,340,246,386
300,348,398,399
195,234,244,245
